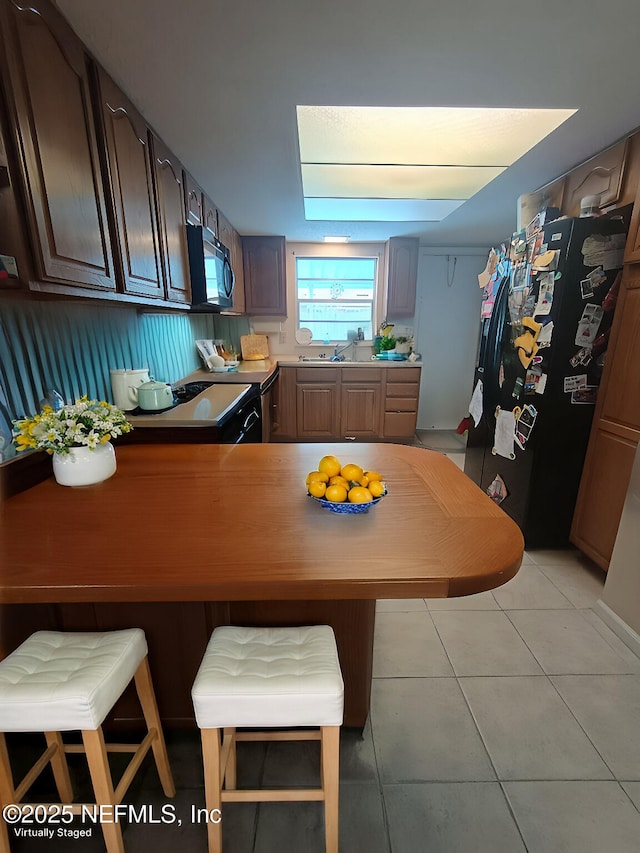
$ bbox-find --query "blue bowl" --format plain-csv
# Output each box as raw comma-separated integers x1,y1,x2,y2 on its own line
309,493,385,514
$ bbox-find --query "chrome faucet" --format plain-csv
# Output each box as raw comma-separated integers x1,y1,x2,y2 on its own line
330,342,354,362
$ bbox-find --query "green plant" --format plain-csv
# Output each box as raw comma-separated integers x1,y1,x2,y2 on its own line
380,334,397,351
13,397,132,455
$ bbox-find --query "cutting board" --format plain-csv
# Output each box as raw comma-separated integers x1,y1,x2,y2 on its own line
241,334,270,360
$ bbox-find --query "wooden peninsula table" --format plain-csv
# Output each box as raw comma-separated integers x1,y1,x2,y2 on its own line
0,443,523,727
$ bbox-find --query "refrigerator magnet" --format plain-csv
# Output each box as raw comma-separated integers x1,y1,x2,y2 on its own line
486,474,509,505
571,386,598,405
492,408,517,460
563,375,588,393
580,278,594,299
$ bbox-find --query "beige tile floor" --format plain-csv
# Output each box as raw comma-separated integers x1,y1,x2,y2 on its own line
7,439,640,851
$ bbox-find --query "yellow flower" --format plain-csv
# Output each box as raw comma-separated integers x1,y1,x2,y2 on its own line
99,433,111,443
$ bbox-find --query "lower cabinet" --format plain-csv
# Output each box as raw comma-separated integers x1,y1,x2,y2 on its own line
384,368,421,439
273,365,421,441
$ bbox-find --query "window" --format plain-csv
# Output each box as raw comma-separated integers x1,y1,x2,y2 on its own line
296,256,377,342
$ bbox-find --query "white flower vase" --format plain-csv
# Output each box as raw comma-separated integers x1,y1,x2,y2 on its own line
52,442,117,487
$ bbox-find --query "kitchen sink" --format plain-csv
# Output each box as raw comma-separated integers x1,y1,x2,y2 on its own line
298,357,352,364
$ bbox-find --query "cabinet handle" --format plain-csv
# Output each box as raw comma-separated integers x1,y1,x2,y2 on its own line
344,436,357,441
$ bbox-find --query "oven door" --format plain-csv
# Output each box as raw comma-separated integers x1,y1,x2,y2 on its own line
218,393,262,444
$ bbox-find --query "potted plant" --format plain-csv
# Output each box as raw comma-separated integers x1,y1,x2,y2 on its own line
380,334,397,352
395,335,412,354
13,396,132,486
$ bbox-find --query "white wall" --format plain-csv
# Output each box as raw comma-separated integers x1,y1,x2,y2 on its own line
413,248,487,430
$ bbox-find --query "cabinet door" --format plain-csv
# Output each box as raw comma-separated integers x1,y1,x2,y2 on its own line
599,284,640,430
0,0,116,291
341,384,382,438
202,194,218,238
217,209,245,312
95,67,163,299
150,134,190,304
184,172,204,227
243,236,287,316
297,384,339,438
386,237,418,316
272,367,297,439
570,427,638,569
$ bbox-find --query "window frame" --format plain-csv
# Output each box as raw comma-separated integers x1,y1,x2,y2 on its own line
289,243,384,345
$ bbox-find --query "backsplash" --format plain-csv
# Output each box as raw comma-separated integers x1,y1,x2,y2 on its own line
0,299,250,422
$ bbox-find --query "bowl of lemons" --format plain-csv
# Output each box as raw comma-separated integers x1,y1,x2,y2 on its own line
306,456,387,514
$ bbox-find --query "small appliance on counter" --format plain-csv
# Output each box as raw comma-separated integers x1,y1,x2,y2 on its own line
110,368,150,411
135,379,174,412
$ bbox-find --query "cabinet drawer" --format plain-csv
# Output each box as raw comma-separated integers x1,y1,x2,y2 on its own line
384,411,417,437
341,367,382,382
385,396,418,413
386,367,421,382
386,382,419,398
296,367,339,382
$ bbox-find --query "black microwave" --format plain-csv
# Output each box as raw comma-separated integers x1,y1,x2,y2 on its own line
187,223,234,310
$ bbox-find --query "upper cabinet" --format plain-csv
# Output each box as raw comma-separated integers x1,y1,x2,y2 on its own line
94,67,164,299
385,237,418,317
218,209,245,313
202,194,218,238
0,0,117,292
149,135,190,304
184,172,205,228
242,236,286,316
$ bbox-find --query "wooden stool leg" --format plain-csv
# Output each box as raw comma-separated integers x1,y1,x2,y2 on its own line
0,735,15,853
82,728,124,853
133,656,175,797
321,726,340,853
201,729,223,853
223,728,236,790
44,732,73,802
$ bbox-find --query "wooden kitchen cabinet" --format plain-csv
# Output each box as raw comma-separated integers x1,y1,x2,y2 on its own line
383,366,421,439
273,365,421,442
385,237,419,317
340,367,383,438
0,0,117,292
218,208,245,313
94,67,164,299
242,235,287,315
296,367,340,438
571,268,640,568
184,171,205,227
149,134,191,304
202,193,219,238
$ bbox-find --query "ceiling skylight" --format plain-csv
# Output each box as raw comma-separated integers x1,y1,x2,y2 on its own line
297,106,577,222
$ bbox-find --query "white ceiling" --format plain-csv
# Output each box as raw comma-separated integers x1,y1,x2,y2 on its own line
55,0,640,247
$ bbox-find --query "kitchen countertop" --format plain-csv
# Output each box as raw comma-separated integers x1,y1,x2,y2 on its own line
0,443,522,602
126,356,422,428
127,383,252,427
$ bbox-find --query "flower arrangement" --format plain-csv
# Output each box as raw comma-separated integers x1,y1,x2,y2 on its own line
13,397,132,456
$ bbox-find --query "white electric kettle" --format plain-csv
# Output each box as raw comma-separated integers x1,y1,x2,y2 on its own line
110,368,150,411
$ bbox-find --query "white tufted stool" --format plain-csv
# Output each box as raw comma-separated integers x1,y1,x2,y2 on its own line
0,629,175,853
192,625,344,853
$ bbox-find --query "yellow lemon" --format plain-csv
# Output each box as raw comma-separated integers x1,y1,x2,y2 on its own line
348,486,373,504
365,470,383,482
318,455,341,478
325,484,348,503
308,480,327,498
341,463,364,483
368,480,385,498
359,474,370,488
306,470,329,485
329,475,350,490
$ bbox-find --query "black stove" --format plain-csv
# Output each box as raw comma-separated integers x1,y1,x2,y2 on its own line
171,381,218,404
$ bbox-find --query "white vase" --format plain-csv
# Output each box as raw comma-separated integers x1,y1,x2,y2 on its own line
52,441,117,487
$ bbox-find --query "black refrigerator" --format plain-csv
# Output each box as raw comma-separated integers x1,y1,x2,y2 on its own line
464,208,631,548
